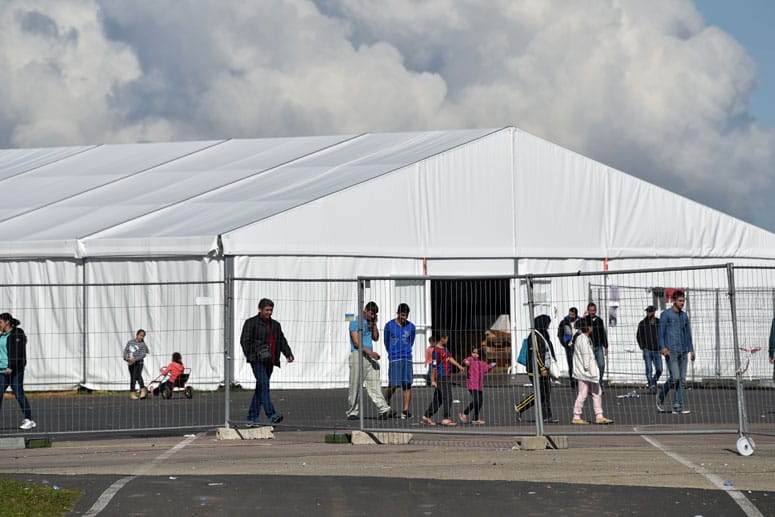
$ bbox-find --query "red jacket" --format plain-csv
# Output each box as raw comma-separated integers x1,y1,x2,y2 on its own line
161,362,185,384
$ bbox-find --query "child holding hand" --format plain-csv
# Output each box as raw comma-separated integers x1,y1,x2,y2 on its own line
460,347,496,424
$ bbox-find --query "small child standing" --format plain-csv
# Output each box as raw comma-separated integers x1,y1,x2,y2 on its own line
153,352,185,396
123,329,149,400
460,347,496,424
422,334,464,426
571,318,613,425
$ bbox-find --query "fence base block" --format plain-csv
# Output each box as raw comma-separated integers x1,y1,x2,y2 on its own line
216,426,274,440
0,437,26,450
350,430,413,445
514,435,568,450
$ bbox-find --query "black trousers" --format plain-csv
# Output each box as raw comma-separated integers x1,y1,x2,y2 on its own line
463,389,483,420
424,378,453,419
128,361,145,391
514,374,552,419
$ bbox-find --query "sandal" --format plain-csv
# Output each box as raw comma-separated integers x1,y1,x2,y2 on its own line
440,419,457,426
459,413,468,423
471,419,485,425
421,416,436,425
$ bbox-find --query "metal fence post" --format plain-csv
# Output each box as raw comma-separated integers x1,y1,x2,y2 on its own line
224,256,234,428
357,278,365,429
726,264,749,437
525,275,543,437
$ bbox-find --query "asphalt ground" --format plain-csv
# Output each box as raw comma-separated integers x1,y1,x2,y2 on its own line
1,379,774,515
1,430,774,516
2,377,774,436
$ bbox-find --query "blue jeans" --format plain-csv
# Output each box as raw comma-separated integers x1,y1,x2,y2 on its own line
593,347,606,384
643,350,663,387
659,351,689,410
1,370,33,420
248,362,275,420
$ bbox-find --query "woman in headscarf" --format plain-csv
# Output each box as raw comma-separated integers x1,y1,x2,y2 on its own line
514,314,558,423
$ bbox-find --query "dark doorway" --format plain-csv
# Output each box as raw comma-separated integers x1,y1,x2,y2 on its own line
430,279,510,359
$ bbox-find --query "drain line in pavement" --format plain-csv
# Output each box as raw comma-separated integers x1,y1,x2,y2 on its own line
82,433,202,517
640,434,763,517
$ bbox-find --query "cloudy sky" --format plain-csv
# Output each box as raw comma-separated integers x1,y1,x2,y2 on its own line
1,0,774,232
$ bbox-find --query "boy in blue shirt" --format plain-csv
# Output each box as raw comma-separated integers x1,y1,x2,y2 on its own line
383,303,416,419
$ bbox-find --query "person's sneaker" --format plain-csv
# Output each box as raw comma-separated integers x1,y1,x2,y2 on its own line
672,409,691,414
571,419,590,425
347,414,359,420
19,419,36,430
655,394,665,412
379,409,397,419
471,419,486,425
400,411,412,419
246,417,261,427
139,387,148,399
129,392,138,400
543,417,559,424
270,413,284,424
595,417,614,425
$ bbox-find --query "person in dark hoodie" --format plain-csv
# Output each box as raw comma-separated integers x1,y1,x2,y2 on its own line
514,314,558,423
557,307,580,389
0,313,36,430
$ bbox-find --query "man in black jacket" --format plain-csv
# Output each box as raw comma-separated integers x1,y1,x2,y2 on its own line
586,303,608,386
240,298,294,426
636,305,661,391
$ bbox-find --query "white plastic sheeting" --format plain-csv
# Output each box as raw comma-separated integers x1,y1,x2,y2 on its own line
2,127,775,259
4,127,775,391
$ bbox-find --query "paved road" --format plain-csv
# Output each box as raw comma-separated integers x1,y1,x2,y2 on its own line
1,430,774,516
2,379,774,436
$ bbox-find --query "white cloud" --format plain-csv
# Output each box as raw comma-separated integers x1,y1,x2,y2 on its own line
1,0,774,230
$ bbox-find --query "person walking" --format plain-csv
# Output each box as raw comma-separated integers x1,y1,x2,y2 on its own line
571,317,613,425
422,335,464,426
123,329,149,400
240,298,294,425
636,305,662,391
557,307,580,389
514,315,558,424
656,291,695,414
586,303,608,387
460,346,496,424
346,301,395,420
383,303,416,419
0,313,36,430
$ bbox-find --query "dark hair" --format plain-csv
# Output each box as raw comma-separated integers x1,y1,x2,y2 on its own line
136,329,146,337
673,290,685,300
428,335,438,344
569,307,578,315
0,313,20,327
364,301,379,313
172,352,182,364
571,318,590,346
397,303,410,314
258,298,274,309
587,302,597,310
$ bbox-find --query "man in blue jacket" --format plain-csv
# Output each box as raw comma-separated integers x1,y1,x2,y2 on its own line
656,291,695,414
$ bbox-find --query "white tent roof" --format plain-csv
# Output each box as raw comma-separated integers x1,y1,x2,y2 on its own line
2,127,775,260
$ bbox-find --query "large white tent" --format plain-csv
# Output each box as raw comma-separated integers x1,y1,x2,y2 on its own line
2,127,774,390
